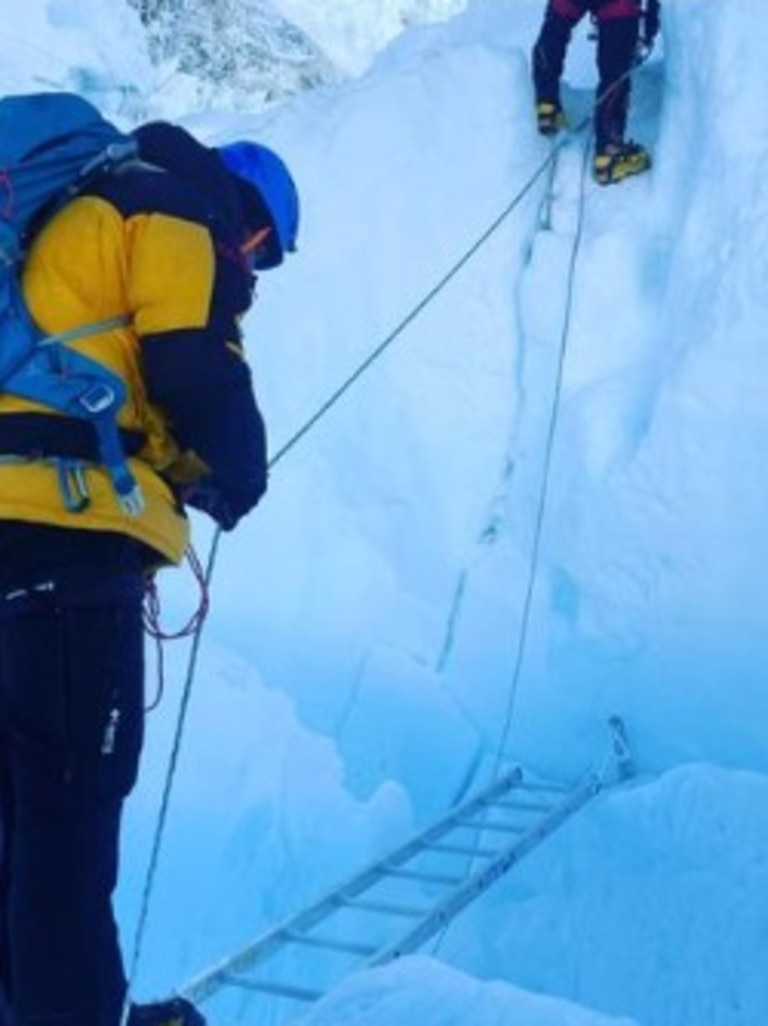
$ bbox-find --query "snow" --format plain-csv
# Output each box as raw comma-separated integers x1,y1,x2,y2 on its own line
3,2,768,1026
299,956,642,1026
270,0,471,77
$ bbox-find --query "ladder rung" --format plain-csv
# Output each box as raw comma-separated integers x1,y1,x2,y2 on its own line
382,866,463,886
338,896,428,918
223,973,323,1002
284,930,377,957
178,767,604,1011
456,818,526,834
489,798,553,812
518,782,569,794
426,841,499,858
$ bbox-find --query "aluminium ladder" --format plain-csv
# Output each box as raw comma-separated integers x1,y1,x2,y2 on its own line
178,750,617,1024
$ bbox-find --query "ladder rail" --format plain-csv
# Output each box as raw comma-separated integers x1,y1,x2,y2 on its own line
367,774,601,965
179,766,524,1005
178,724,625,1015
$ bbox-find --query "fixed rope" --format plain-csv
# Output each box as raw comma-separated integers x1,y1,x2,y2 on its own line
431,52,653,955
123,139,560,1001
128,48,651,1001
267,142,567,468
491,132,593,781
427,126,594,966
124,532,222,1013
488,51,653,780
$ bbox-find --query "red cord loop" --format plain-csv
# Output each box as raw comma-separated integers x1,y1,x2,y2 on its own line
142,545,211,712
143,545,210,641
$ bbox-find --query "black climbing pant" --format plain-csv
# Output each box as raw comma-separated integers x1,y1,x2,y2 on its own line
0,524,148,1026
532,0,641,149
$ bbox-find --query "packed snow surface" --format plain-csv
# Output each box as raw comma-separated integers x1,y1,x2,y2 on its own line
2,2,767,1025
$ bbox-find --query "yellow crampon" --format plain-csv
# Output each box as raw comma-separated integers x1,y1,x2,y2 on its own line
593,140,652,185
536,101,566,136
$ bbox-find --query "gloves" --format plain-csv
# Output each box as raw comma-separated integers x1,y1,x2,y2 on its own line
643,0,660,48
182,478,244,532
171,444,267,532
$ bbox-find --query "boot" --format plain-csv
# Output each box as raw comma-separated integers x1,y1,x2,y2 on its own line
127,997,206,1026
536,100,566,136
593,140,651,185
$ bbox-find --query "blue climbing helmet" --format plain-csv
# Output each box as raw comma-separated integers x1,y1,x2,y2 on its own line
218,141,299,268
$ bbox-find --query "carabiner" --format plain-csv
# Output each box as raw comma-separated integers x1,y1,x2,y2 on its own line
56,459,91,513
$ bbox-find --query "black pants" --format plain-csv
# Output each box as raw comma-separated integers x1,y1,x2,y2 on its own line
0,526,148,1026
532,1,640,149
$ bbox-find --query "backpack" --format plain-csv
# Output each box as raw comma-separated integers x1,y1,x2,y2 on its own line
0,91,143,514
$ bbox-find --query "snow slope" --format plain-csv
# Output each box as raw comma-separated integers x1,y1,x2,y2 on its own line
271,0,470,76
134,2,768,1021
1,2,767,1026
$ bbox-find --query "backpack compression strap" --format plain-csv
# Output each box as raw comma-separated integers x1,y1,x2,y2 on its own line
5,310,145,516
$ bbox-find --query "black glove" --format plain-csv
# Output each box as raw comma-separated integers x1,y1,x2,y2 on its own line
643,0,660,48
182,478,242,532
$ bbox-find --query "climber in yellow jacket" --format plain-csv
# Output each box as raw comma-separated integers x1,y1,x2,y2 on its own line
0,120,299,1026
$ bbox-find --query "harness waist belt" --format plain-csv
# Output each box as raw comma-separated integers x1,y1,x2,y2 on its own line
0,412,145,463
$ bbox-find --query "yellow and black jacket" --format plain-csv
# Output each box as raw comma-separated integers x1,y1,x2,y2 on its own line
0,122,267,569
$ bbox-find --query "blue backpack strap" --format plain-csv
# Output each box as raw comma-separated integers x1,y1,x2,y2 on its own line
0,93,143,514
1,279,143,514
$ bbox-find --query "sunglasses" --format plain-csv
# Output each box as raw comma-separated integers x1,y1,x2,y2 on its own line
241,225,281,271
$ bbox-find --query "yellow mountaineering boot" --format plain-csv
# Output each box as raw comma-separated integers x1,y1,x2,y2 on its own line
593,140,651,185
536,101,566,136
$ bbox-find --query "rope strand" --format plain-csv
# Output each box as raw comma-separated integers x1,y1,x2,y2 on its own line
126,142,570,1004
492,134,592,780
268,145,566,470
489,52,651,779
127,49,651,999
125,531,221,1009
141,546,211,713
267,52,649,469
